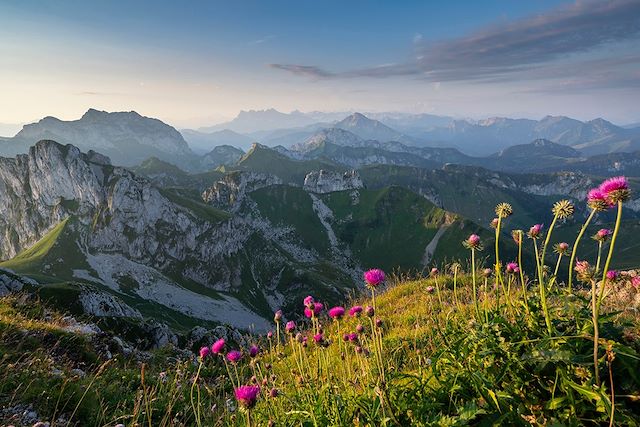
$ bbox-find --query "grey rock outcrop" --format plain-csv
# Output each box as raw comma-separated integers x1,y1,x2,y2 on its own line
303,170,363,194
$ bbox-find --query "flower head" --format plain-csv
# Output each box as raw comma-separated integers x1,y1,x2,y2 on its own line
285,320,296,333
631,276,640,289
267,331,273,340
375,318,383,328
303,295,315,308
328,306,345,320
426,285,435,293
429,267,439,277
587,188,612,211
490,218,499,229
269,387,279,398
505,262,520,274
463,234,482,250
527,224,543,239
273,310,282,322
553,242,570,255
199,346,210,360
211,338,225,355
574,260,594,283
511,229,523,245
227,350,243,364
304,302,323,318
365,306,375,317
249,345,260,358
364,269,385,288
349,305,363,317
313,333,324,344
606,270,619,281
356,324,365,333
482,268,492,278
495,202,513,218
234,385,260,409
599,176,630,203
347,333,358,343
592,228,613,242
552,199,574,219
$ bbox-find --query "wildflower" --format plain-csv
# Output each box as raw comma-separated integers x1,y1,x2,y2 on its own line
365,305,375,317
482,268,492,278
599,176,630,203
199,346,210,360
632,277,640,289
342,333,350,342
328,306,345,320
552,199,574,219
505,262,520,274
553,242,570,255
267,331,273,339
511,229,523,244
211,338,225,355
273,310,282,322
490,218,499,229
303,296,315,308
227,350,243,364
527,224,543,239
574,260,594,283
495,202,513,218
304,302,323,318
587,188,612,211
349,305,363,317
313,333,324,344
355,346,363,354
606,270,619,281
364,269,385,288
450,262,461,273
430,267,439,277
375,319,383,328
356,324,365,334
269,388,279,398
234,385,260,409
463,233,482,250
425,285,435,293
285,321,296,333
592,228,613,242
249,345,260,358
347,333,358,343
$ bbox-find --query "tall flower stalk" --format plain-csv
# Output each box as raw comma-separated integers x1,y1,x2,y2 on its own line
463,234,482,320
529,223,552,334
512,230,529,314
493,203,513,307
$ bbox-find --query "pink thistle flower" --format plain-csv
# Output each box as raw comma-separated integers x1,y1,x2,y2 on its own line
313,333,324,344
285,320,296,333
527,224,543,239
587,188,613,211
249,345,260,358
342,333,350,342
599,176,630,204
365,306,375,317
234,385,260,409
269,387,278,398
328,306,345,320
574,260,594,283
303,295,315,307
505,262,520,274
211,338,225,355
356,324,365,334
227,350,243,364
199,346,210,360
490,218,499,229
267,331,273,339
482,268,492,278
593,228,613,242
349,305,363,317
347,333,358,343
426,285,435,293
606,270,619,281
273,310,282,322
364,269,385,287
464,234,482,249
631,277,640,289
375,318,383,328
430,267,439,277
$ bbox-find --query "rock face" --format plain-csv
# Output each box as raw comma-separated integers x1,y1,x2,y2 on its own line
202,171,282,209
0,269,37,296
79,290,142,318
3,109,197,169
200,145,244,169
303,170,363,194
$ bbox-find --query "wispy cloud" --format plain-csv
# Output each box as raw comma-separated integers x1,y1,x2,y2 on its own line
248,35,276,45
269,0,640,87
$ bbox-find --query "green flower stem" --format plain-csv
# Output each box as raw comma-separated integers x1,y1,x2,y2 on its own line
533,239,553,334
540,214,559,278
453,267,459,309
591,279,600,386
597,201,623,315
568,209,597,292
434,276,444,309
595,241,603,274
518,238,530,314
494,216,505,305
471,248,480,320
190,361,203,427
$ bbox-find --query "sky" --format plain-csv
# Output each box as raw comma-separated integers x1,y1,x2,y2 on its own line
1,0,639,130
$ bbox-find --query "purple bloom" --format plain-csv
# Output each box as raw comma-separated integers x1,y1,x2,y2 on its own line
375,318,383,328
234,385,260,409
632,277,640,289
364,269,385,287
365,305,375,317
528,224,543,239
342,333,350,342
328,306,345,320
490,218,499,229
267,330,273,339
273,310,282,322
606,270,619,281
304,302,323,318
464,233,481,249
506,262,520,274
425,285,435,293
429,267,439,277
313,333,324,344
269,387,278,398
356,324,365,334
347,333,358,343
600,176,629,194
285,320,296,333
349,305,363,317
211,338,225,355
303,295,315,307
558,242,569,251
249,345,260,358
199,346,210,360
227,350,243,364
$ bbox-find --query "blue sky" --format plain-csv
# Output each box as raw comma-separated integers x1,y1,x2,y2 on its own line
1,0,639,128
